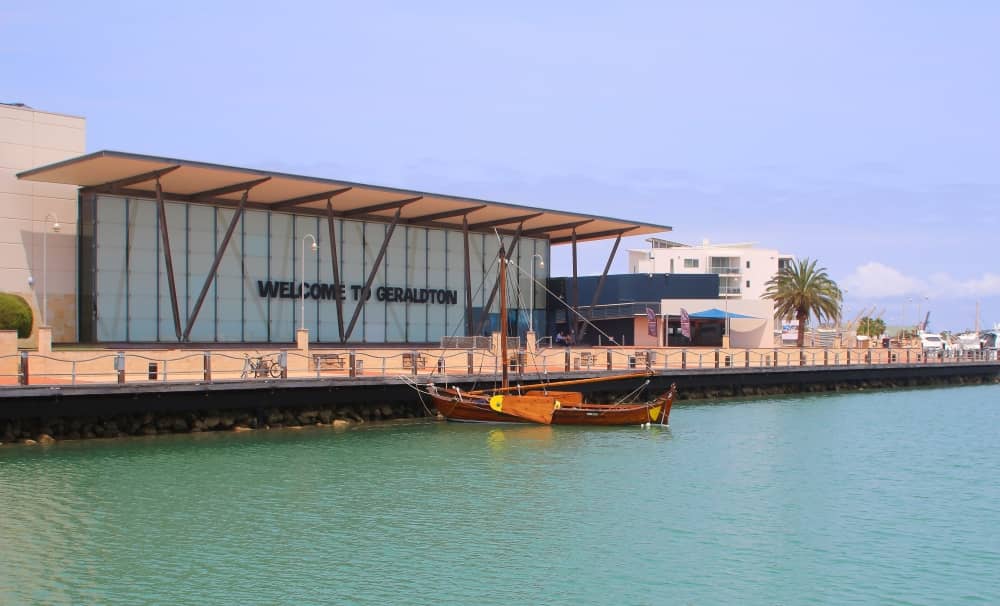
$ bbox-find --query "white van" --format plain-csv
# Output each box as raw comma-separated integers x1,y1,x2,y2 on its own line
919,332,945,354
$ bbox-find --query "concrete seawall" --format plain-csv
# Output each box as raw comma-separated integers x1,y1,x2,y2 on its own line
1,361,997,445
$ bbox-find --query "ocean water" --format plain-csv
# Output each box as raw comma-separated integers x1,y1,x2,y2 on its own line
1,384,998,605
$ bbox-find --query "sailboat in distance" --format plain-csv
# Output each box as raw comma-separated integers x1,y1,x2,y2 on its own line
427,242,677,426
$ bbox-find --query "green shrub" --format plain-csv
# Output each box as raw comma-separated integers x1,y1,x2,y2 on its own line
0,293,33,338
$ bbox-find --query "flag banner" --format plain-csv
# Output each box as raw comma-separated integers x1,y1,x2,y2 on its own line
646,307,657,337
681,308,691,339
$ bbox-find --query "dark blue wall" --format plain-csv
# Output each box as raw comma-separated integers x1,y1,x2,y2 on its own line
547,273,718,307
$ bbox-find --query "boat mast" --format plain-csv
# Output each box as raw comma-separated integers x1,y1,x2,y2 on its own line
499,243,509,390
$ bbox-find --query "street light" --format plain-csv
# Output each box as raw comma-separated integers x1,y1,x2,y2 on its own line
42,213,61,326
300,233,318,331
529,254,544,333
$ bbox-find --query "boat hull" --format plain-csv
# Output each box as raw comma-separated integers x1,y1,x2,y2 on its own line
430,385,675,426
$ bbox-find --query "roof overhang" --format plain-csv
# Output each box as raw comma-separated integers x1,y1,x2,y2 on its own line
18,150,671,243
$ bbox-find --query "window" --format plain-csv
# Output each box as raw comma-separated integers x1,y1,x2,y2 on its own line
683,258,699,268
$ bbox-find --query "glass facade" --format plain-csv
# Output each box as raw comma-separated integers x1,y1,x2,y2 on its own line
86,195,549,343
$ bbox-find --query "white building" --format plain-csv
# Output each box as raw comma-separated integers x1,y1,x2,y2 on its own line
0,103,85,344
628,238,794,301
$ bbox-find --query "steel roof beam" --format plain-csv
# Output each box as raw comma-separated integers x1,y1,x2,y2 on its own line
338,196,422,218
271,187,352,210
521,219,594,236
188,177,271,201
81,165,182,193
467,212,543,231
406,204,487,224
552,226,638,245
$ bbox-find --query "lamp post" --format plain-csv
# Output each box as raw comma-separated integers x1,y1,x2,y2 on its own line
42,213,61,326
529,253,544,333
300,233,318,331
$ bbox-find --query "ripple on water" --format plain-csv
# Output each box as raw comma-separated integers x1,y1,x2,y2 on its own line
1,387,999,604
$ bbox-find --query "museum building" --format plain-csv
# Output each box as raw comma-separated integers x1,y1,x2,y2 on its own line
7,106,668,345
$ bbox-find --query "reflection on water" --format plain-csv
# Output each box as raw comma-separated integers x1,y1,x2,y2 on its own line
1,386,998,605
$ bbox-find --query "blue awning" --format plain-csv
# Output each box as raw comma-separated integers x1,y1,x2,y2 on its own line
689,308,760,320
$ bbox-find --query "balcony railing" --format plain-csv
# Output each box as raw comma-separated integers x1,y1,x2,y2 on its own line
709,265,741,275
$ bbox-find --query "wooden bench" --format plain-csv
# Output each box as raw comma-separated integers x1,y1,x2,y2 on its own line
312,353,345,371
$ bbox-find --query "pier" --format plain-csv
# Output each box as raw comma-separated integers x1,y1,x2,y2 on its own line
1,342,997,443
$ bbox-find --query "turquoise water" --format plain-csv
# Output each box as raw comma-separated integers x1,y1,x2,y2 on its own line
1,385,998,605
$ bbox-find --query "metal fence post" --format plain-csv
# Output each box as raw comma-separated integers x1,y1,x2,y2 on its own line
279,350,288,378
773,349,779,368
681,349,687,370
349,350,357,377
745,349,751,368
467,349,474,374
646,350,653,371
714,349,720,369
411,350,419,376
19,351,28,386
564,349,571,372
203,351,212,381
606,350,613,371
116,352,126,384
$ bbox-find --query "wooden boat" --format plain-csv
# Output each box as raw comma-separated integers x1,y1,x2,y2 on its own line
427,241,678,426
428,379,677,426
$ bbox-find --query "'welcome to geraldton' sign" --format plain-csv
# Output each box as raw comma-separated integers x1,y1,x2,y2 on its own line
256,280,458,305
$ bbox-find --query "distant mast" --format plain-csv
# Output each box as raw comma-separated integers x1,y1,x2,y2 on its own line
499,244,509,391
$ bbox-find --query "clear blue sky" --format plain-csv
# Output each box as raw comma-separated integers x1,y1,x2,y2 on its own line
5,1,998,331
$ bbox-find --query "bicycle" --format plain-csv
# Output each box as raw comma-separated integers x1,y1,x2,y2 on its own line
241,354,284,379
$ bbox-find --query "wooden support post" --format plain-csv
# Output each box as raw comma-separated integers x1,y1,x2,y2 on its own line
682,350,687,370
606,350,613,371
467,350,474,374
745,349,751,368
203,351,212,381
773,349,779,367
349,351,357,378
714,350,720,369
565,349,571,372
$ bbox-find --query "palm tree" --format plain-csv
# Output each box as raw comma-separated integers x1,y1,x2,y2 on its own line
856,316,886,339
764,258,842,347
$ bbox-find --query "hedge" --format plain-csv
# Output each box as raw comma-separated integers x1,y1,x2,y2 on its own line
0,293,33,338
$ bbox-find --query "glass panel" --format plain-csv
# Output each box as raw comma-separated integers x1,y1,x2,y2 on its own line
95,196,127,342
268,213,294,343
443,230,465,340
157,202,188,341
215,208,244,342
242,209,269,342
316,217,343,343
426,229,447,343
362,222,386,342
126,198,158,342
340,220,365,343
403,226,427,343
185,205,217,342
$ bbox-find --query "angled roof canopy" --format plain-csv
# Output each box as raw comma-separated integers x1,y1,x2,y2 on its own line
17,150,670,244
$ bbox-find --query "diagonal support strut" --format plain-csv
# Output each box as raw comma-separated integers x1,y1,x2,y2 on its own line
343,208,404,342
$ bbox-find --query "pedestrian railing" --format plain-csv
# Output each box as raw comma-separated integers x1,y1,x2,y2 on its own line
0,346,996,387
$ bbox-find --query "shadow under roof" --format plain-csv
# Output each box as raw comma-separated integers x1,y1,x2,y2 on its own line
18,150,670,244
